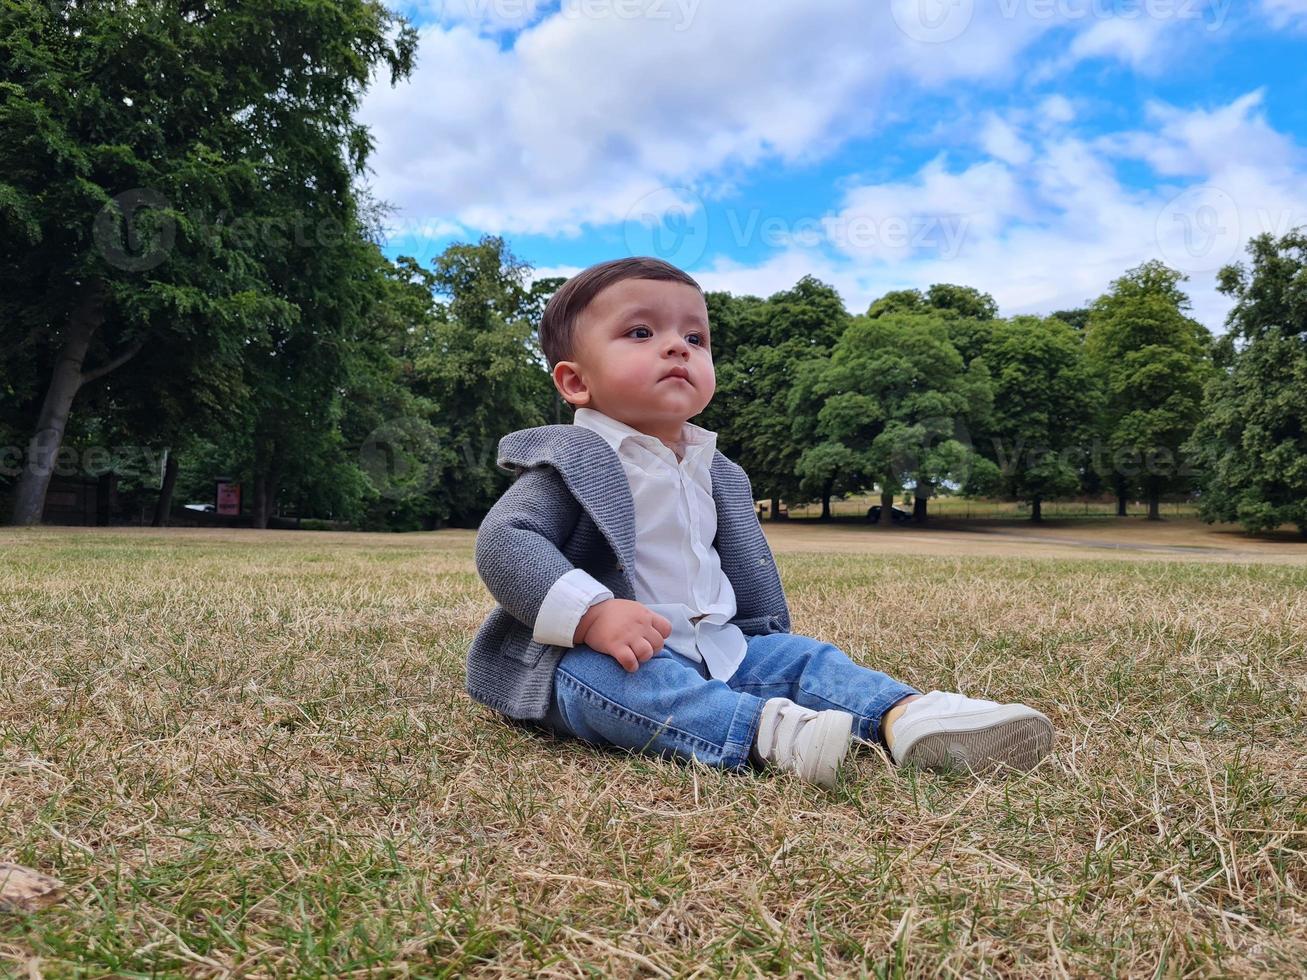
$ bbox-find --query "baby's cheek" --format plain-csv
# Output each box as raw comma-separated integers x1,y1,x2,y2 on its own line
617,360,657,389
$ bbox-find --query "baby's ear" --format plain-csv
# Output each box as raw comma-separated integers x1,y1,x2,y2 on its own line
552,360,590,407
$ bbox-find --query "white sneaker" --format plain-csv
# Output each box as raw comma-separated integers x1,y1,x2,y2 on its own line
888,691,1053,774
752,698,853,789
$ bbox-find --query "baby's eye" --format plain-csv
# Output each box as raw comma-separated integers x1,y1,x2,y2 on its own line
628,326,652,339
688,333,707,346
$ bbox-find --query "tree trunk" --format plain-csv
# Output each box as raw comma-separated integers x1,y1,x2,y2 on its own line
152,451,179,527
252,472,265,528
252,456,281,529
1147,476,1161,521
913,481,931,525
878,488,895,530
819,486,831,521
8,281,107,526
1031,496,1043,522
769,495,781,522
1115,474,1128,516
96,471,118,526
253,473,272,528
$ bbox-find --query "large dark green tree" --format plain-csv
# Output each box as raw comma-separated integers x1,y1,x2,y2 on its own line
982,315,1097,521
1085,261,1213,520
0,0,416,525
700,278,847,520
790,311,994,524
410,236,558,526
1188,230,1307,536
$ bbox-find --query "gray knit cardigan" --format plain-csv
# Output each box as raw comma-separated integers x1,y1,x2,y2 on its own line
466,423,792,720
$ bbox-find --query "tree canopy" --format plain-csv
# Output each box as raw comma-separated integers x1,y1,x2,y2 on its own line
1188,231,1307,536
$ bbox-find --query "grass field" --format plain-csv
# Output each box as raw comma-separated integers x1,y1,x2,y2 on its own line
2,522,1304,977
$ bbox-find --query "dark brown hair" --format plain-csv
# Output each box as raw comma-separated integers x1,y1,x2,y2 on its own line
538,257,704,369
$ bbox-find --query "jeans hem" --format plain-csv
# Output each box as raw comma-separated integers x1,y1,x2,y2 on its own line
721,692,766,770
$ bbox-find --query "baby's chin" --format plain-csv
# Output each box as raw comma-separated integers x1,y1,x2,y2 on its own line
647,387,711,412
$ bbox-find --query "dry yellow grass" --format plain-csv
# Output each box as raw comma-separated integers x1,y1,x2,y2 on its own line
1,524,1304,977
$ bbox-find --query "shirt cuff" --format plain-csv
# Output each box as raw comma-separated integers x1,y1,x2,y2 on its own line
532,568,614,647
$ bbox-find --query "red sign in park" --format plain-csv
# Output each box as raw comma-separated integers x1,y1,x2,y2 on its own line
216,481,241,516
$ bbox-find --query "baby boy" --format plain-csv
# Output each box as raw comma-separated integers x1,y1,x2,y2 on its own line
466,257,1053,788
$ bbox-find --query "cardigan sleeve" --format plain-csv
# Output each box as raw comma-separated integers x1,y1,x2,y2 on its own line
475,464,584,633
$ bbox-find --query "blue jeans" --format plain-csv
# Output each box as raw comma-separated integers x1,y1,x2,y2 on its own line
534,632,920,771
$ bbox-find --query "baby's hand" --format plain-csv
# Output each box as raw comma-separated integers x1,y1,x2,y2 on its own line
573,599,673,672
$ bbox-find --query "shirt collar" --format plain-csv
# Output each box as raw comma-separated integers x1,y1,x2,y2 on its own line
573,407,716,464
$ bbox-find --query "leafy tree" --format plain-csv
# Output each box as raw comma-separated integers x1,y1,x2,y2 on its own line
0,0,416,525
867,284,999,368
982,315,1097,521
1051,306,1092,333
338,253,444,531
1085,261,1213,520
790,311,994,524
701,280,846,520
1187,230,1307,536
925,283,999,322
411,236,556,526
866,289,927,319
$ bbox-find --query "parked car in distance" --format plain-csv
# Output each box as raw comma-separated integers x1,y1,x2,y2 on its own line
866,504,913,524
183,503,216,513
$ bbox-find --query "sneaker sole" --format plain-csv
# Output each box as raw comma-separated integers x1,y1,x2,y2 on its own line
798,711,854,788
899,715,1053,774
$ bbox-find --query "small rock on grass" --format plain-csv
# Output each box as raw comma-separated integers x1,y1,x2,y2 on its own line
0,864,65,912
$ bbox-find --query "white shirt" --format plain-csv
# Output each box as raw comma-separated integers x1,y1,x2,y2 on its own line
530,407,749,680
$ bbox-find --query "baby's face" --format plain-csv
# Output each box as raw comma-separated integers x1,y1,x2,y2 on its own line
554,278,715,440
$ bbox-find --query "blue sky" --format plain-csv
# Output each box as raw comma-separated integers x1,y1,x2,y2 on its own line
359,0,1307,332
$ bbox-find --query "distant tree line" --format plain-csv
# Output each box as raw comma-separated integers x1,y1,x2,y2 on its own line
2,2,1304,536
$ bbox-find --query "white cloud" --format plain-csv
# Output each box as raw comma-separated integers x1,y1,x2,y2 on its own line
783,92,1307,331
533,86,1307,335
1120,90,1300,178
360,2,1064,236
1066,16,1172,69
1031,4,1234,81
359,7,1306,336
1037,95,1075,126
1261,0,1307,29
825,157,1029,264
980,114,1033,166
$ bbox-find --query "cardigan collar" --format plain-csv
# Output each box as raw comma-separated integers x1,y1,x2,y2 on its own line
495,423,733,577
